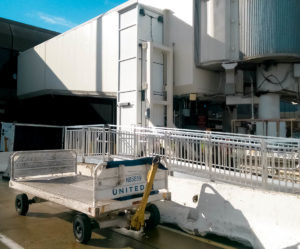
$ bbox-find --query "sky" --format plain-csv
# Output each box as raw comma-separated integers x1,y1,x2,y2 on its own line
0,0,127,33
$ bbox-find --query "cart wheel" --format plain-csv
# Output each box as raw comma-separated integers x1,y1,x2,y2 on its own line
73,214,91,244
144,204,160,231
15,194,29,216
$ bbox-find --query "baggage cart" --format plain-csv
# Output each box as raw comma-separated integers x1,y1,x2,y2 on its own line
9,150,170,243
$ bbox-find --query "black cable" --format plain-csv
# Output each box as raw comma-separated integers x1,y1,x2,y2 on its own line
257,69,290,90
143,12,158,42
257,75,281,91
140,44,143,125
150,16,153,42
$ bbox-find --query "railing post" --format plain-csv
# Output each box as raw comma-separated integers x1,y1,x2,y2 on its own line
102,128,106,162
108,126,111,158
64,128,68,150
133,128,137,159
165,132,169,164
208,134,213,180
261,139,268,188
116,127,120,156
63,127,66,150
83,128,87,157
88,127,92,156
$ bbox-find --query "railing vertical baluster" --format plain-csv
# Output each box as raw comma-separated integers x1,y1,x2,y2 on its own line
133,128,137,158
261,140,268,188
108,126,111,158
208,134,213,181
102,128,105,162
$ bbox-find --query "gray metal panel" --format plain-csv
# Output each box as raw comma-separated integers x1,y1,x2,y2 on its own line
11,150,77,179
239,0,300,60
11,25,57,52
0,21,12,49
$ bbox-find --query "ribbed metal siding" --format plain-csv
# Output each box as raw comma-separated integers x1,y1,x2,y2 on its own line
239,0,300,59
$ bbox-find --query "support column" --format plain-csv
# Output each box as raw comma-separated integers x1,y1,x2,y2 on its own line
222,62,238,95
257,94,284,137
258,94,280,120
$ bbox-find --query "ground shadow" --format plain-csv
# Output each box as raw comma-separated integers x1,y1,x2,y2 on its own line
283,243,300,249
195,184,263,248
160,183,264,249
27,209,155,249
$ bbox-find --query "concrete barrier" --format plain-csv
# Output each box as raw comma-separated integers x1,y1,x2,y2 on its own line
39,156,300,248
156,173,300,249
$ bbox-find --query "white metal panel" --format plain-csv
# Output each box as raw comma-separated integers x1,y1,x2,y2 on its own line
138,13,151,42
120,7,137,29
119,60,137,91
119,91,137,126
120,106,136,127
44,36,63,90
120,26,137,60
95,18,102,92
152,63,164,101
151,105,164,127
17,44,46,96
200,0,228,63
45,20,97,92
138,10,162,44
101,12,119,92
152,46,163,64
151,16,163,44
118,6,139,127
119,91,136,105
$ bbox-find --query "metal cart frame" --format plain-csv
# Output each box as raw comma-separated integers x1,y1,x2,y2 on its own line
9,150,170,243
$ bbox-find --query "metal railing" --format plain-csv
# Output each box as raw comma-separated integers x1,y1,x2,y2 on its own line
64,125,300,195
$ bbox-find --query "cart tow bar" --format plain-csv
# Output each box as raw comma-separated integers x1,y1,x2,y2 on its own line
130,156,160,231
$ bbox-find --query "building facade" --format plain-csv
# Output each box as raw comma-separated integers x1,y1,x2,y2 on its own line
16,0,300,136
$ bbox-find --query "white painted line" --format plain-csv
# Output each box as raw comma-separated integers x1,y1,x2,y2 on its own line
0,233,24,249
